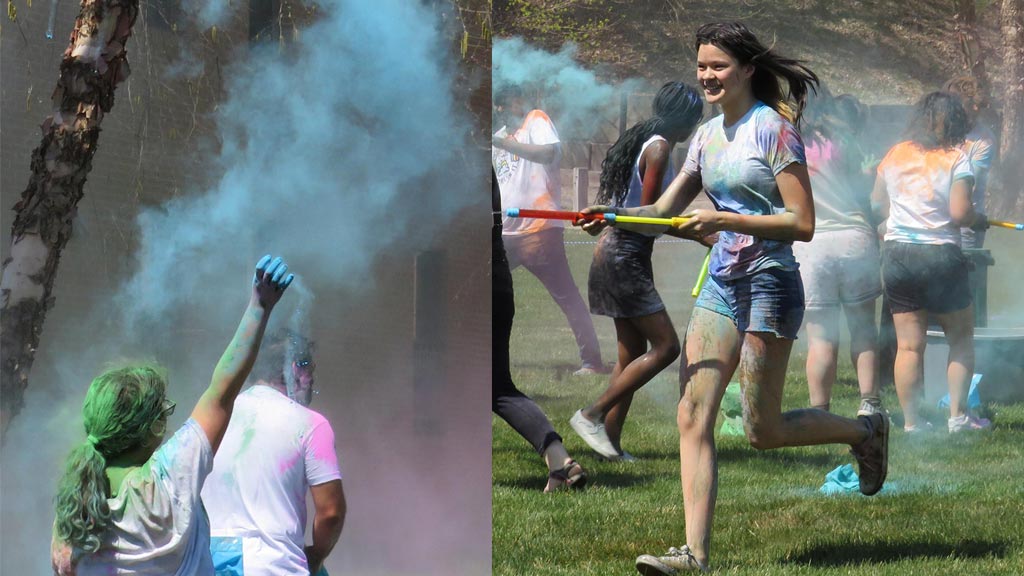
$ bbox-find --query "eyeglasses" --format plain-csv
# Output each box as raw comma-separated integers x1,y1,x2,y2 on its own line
161,399,176,418
295,359,316,371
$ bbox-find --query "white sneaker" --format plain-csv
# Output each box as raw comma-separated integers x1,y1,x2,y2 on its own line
948,414,992,433
569,409,619,458
636,545,709,574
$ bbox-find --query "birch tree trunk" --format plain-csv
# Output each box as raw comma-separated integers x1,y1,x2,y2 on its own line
1001,0,1023,215
0,0,139,437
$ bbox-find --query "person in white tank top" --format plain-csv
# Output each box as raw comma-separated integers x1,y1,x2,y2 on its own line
570,82,705,461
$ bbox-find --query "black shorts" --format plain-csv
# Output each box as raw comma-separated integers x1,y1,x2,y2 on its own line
882,241,971,314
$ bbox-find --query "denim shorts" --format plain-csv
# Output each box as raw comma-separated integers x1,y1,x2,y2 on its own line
694,267,805,339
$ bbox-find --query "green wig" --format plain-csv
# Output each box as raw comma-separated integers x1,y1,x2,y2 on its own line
53,364,167,553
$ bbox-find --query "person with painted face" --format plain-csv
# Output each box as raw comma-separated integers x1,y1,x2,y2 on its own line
202,329,345,575
570,81,705,461
578,22,888,573
51,255,295,575
492,85,606,376
871,91,990,434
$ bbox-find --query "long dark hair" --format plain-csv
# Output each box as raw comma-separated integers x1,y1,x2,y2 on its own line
597,82,703,206
695,22,819,126
906,91,969,150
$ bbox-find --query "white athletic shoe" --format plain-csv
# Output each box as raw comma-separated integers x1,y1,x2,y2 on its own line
636,545,709,575
569,409,619,459
948,414,992,433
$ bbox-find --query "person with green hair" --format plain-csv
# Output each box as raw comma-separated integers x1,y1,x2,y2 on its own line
51,254,295,575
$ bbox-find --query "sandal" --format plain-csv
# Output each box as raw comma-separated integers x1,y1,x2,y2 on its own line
544,459,588,493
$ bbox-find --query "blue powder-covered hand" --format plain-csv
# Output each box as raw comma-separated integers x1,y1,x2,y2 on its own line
252,254,295,309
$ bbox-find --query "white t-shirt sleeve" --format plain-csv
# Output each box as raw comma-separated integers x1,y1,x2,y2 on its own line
681,124,705,177
758,115,806,175
151,418,214,504
304,416,342,486
527,113,560,147
952,151,974,183
972,137,994,171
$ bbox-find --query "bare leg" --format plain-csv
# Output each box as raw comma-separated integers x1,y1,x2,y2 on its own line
739,332,870,449
804,308,840,410
935,304,975,419
677,308,741,566
542,441,572,471
891,310,928,429
583,312,680,450
588,319,646,449
844,299,879,400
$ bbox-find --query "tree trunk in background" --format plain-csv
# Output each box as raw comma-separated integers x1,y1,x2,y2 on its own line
1001,0,1024,216
954,0,991,91
0,0,139,438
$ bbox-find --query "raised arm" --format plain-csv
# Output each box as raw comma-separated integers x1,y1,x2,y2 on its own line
674,163,815,242
191,255,295,453
305,480,346,576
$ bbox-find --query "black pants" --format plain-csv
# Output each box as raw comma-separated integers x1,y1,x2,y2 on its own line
492,288,562,455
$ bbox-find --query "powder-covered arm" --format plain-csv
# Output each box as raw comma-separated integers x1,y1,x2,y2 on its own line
673,163,816,242
576,170,705,237
491,135,558,165
190,255,295,454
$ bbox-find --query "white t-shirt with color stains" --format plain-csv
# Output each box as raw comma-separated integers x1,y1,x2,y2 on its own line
682,101,805,280
54,418,215,576
493,109,563,236
877,140,974,246
202,385,342,576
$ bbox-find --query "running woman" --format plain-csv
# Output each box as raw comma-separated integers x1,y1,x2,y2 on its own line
578,22,888,573
570,81,705,461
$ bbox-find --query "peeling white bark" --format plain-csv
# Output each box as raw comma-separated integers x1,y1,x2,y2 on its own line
0,235,49,307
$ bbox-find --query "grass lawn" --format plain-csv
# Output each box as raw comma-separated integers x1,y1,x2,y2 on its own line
493,231,1024,575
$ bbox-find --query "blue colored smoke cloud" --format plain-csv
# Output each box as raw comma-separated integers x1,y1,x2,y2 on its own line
122,0,474,327
492,37,643,139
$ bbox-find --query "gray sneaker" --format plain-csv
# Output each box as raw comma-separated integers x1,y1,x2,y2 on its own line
569,409,618,458
850,413,889,496
636,545,708,575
